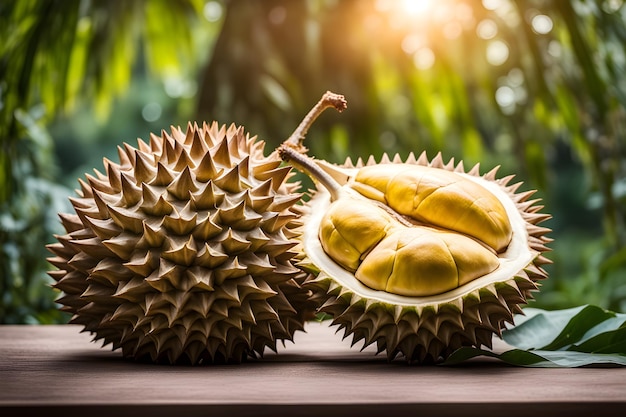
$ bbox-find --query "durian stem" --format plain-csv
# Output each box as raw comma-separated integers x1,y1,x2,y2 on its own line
278,145,342,201
283,91,347,152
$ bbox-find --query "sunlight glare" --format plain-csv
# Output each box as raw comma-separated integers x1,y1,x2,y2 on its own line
376,0,436,21
401,0,435,16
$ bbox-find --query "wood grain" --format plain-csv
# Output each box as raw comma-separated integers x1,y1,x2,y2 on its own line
1,323,624,417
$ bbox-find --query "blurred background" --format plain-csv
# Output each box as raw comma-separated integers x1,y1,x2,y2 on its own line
1,0,625,324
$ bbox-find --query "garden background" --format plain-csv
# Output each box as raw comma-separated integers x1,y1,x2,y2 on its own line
1,0,625,324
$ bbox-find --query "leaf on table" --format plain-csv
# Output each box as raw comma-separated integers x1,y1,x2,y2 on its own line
442,305,626,367
503,305,617,350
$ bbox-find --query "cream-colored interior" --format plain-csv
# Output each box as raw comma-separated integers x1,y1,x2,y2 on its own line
303,167,536,307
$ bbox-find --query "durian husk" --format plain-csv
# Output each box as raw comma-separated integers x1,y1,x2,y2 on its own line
296,152,552,363
47,122,315,364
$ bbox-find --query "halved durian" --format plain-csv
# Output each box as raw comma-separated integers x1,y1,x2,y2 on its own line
280,147,552,363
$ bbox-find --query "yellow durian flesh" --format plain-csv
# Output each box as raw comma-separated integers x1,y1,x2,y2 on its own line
319,198,390,272
318,194,500,297
351,163,512,253
357,227,500,297
302,155,543,300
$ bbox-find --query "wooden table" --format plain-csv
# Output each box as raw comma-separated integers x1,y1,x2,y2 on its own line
1,322,624,417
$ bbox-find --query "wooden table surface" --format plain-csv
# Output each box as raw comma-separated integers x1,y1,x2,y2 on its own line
1,322,624,417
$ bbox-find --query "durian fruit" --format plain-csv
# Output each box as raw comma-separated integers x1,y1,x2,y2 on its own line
279,146,552,363
47,92,346,364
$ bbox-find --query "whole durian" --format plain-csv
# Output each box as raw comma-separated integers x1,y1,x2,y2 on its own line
47,92,346,364
279,144,552,363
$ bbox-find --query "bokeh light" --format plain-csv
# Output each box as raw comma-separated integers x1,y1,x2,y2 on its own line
531,14,553,34
477,19,498,39
486,40,509,65
413,47,436,70
203,1,222,22
141,102,162,122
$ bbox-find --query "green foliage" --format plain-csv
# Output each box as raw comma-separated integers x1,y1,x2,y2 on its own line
0,107,72,323
0,0,209,323
444,305,626,367
0,0,204,198
50,77,197,187
1,0,626,322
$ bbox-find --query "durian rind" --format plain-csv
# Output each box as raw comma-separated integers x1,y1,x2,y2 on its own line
48,122,313,364
297,151,551,363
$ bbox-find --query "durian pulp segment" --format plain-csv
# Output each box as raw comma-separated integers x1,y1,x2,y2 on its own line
303,166,536,306
351,163,513,253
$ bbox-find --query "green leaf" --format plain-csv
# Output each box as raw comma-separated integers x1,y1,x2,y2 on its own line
443,305,626,367
501,305,589,350
502,305,616,350
444,346,626,368
504,350,626,367
570,317,626,354
443,347,549,367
